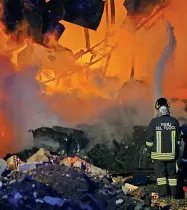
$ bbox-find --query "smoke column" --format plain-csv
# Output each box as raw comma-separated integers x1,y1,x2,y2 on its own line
0,56,66,156
153,22,176,104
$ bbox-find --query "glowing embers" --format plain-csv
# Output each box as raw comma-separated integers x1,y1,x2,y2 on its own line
123,0,171,30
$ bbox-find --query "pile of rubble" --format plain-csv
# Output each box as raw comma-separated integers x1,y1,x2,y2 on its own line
28,126,89,156
87,126,153,174
0,147,181,210
28,126,153,174
0,126,186,209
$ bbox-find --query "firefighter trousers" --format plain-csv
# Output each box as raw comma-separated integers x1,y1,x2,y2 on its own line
153,160,178,198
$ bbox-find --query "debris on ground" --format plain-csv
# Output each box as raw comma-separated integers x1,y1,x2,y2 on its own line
27,148,49,164
6,155,25,169
27,126,153,174
0,158,7,175
0,163,155,209
61,156,107,177
4,148,39,162
0,147,161,210
28,126,89,157
122,183,139,195
87,126,153,174
0,126,186,210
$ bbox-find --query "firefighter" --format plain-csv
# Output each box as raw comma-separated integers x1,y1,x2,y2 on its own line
146,98,180,198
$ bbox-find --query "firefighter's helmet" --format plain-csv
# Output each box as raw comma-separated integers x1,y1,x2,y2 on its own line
155,98,170,110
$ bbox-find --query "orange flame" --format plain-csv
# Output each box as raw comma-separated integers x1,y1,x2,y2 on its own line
0,0,187,156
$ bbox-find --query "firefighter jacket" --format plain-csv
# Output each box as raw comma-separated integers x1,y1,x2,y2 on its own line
146,115,180,160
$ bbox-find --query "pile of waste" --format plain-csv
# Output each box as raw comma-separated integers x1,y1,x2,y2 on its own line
28,126,153,174
86,126,154,174
28,126,89,156
0,147,184,210
0,125,186,209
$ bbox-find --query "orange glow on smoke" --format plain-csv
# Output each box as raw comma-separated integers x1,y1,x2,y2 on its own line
0,0,187,156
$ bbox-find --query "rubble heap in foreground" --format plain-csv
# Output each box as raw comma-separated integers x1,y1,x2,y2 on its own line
0,147,186,210
0,125,186,209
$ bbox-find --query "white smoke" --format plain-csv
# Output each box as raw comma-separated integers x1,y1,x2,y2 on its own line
78,22,179,145
153,22,176,102
0,57,65,152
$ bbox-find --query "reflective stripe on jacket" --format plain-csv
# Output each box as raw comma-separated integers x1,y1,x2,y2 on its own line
146,115,180,160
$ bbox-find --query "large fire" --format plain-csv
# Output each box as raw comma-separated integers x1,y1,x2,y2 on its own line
0,0,187,156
